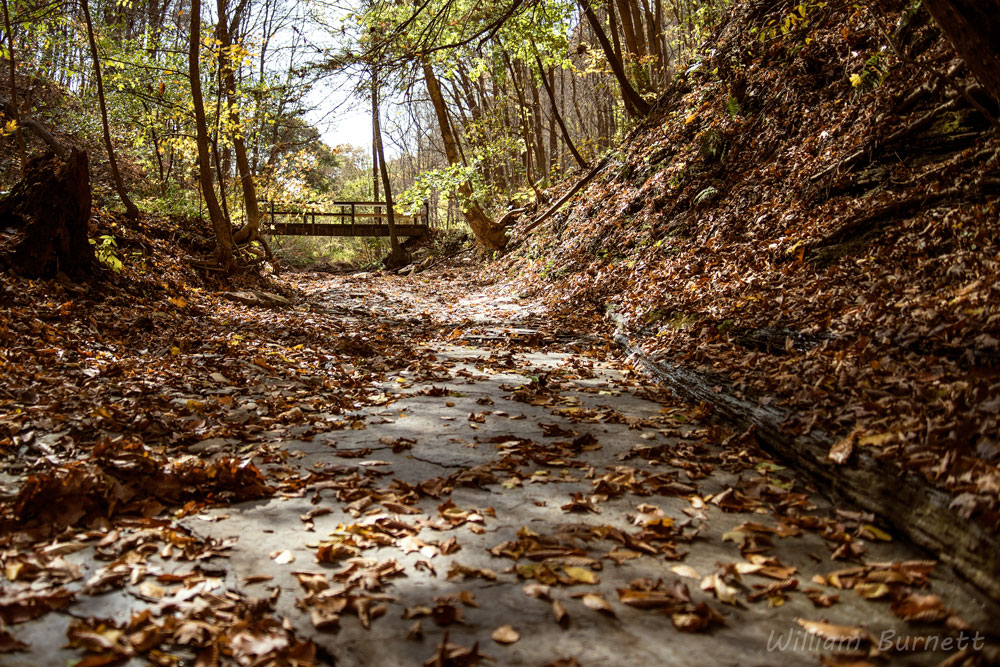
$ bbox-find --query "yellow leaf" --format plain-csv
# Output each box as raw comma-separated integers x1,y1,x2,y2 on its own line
854,582,890,599
861,524,892,541
563,566,599,585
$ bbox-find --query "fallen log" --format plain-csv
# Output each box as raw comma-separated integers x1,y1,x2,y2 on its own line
614,329,1000,603
496,207,527,228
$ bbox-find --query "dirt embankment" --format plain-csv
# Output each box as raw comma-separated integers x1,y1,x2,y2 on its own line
505,0,1000,599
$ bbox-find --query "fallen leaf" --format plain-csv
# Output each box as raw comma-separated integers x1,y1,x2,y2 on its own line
491,625,519,644
796,619,871,645
827,437,854,465
553,600,569,626
577,593,615,615
271,550,295,564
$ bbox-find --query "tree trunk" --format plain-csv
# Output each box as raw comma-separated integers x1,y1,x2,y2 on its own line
615,0,641,61
371,70,406,268
577,0,651,117
81,0,139,218
421,58,506,250
528,65,547,184
372,84,380,216
921,0,1000,106
504,53,544,200
189,0,233,270
0,151,93,279
533,47,588,170
217,0,262,248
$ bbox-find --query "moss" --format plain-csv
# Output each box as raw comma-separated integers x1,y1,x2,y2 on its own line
927,109,974,136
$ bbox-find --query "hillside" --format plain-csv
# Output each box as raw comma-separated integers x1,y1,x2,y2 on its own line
505,0,1000,598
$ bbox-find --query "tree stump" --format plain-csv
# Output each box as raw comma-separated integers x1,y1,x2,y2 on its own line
0,150,93,280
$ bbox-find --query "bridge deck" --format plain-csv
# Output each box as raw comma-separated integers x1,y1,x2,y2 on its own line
264,200,429,238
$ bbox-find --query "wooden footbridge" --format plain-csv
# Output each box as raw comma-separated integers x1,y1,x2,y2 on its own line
263,201,430,237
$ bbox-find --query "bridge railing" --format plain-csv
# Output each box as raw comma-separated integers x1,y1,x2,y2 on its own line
261,200,430,234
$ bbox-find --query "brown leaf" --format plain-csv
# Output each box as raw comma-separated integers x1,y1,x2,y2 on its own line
617,588,683,610
311,597,347,630
423,632,492,666
890,593,950,623
827,437,854,465
0,630,29,653
671,602,725,632
523,584,551,600
0,587,74,624
796,619,871,645
552,600,569,627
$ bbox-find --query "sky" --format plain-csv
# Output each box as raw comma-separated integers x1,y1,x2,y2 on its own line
318,100,372,151
306,75,412,160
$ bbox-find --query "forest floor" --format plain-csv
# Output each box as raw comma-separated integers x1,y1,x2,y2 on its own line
1,264,997,666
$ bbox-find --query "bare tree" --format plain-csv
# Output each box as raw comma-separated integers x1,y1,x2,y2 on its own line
81,0,139,217
189,0,234,270
532,45,588,170
371,67,407,268
577,0,650,117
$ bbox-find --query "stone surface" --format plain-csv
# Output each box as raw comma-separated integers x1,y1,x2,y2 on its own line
5,275,997,667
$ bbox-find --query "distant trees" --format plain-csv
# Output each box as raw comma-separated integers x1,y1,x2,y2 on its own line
332,0,736,250
0,0,324,270
577,0,651,117
1,0,738,259
421,58,508,250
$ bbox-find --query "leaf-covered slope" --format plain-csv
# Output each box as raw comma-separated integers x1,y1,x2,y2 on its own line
507,1,1000,527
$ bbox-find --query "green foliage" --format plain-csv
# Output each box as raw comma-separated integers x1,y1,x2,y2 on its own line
138,182,204,219
850,50,890,94
725,96,741,117
693,186,719,206
759,2,826,42
699,130,726,162
90,235,123,273
398,162,490,215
